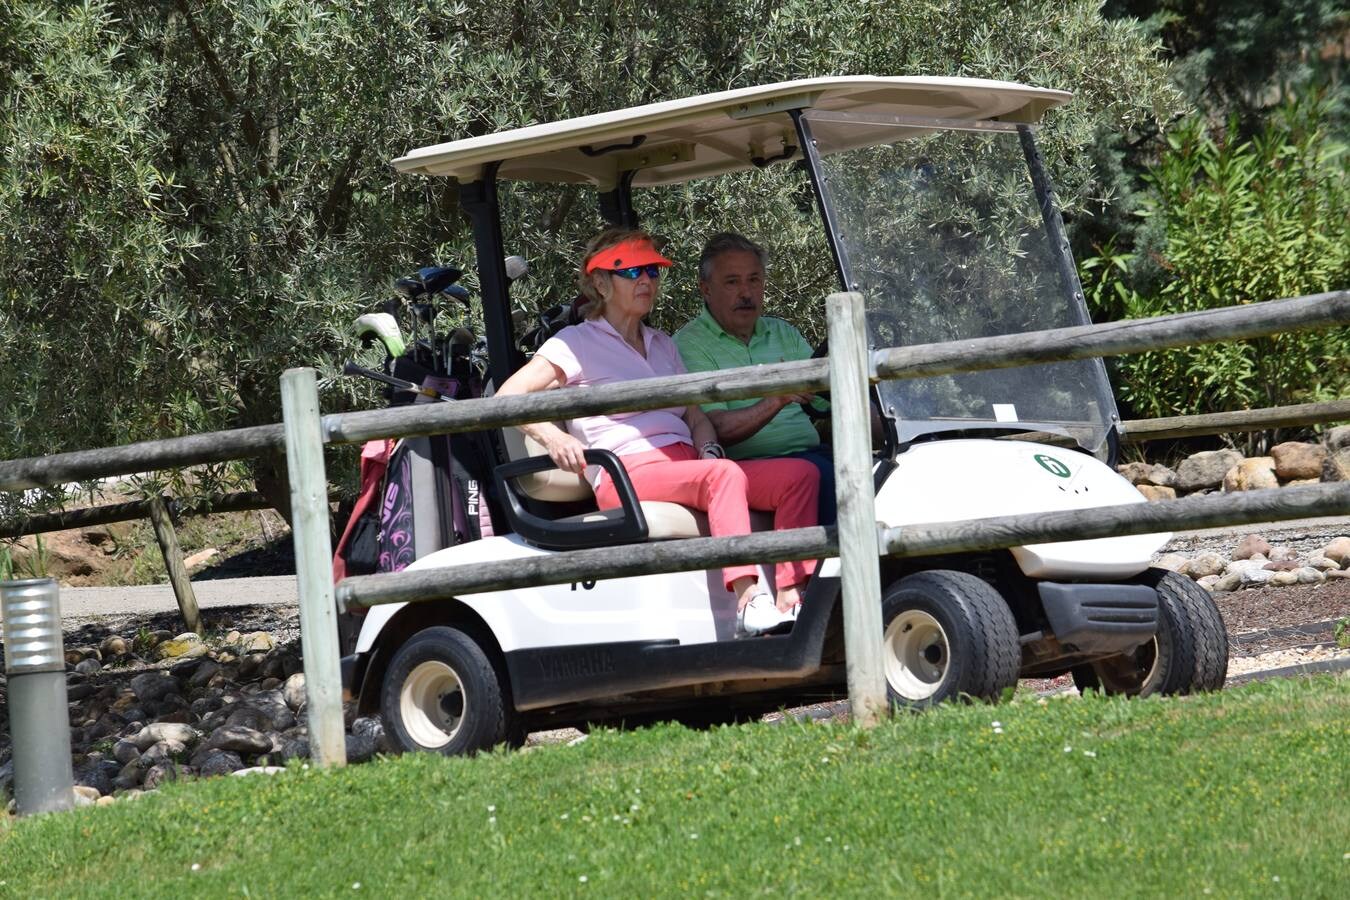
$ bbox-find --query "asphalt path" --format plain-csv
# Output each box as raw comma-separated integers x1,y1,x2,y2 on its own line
57,576,298,621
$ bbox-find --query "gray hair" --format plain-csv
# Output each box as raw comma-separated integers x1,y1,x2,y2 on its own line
697,232,768,283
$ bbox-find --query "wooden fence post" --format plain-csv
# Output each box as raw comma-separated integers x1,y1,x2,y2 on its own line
145,496,202,635
280,368,347,768
826,292,888,727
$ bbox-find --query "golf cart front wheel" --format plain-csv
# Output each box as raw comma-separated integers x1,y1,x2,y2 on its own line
1071,569,1228,697
381,626,514,755
881,570,1020,709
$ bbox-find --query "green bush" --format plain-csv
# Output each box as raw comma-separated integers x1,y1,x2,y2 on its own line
1083,93,1350,438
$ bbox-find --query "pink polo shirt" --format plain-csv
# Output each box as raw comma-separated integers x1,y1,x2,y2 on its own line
537,318,692,486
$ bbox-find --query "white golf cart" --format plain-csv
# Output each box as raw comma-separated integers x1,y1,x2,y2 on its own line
339,76,1228,755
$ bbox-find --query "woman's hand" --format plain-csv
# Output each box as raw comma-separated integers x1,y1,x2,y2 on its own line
538,429,589,474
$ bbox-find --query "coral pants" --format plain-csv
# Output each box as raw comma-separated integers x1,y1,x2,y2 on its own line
593,442,820,591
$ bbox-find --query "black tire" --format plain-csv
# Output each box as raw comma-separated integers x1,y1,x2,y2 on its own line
381,626,515,755
1071,569,1227,696
881,570,1020,709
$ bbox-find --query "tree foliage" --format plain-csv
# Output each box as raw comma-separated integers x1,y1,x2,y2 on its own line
0,0,1175,510
1082,95,1349,445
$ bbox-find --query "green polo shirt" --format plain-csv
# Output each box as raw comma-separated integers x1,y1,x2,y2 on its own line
674,307,821,460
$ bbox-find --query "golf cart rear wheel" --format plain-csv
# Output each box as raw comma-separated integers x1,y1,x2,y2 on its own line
881,570,1020,709
1071,569,1227,697
381,626,513,755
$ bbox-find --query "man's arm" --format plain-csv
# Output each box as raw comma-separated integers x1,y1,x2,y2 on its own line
707,395,810,446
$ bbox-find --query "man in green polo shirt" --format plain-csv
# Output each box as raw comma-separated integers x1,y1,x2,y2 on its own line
674,232,836,524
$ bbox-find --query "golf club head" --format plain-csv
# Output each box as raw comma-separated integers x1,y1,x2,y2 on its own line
353,313,406,358
418,265,464,296
444,284,472,308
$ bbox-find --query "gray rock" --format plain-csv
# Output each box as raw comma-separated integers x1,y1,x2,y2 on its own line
73,759,118,797
351,717,383,741
141,739,187,768
197,751,245,778
1295,567,1326,584
1176,449,1244,494
1117,462,1177,487
224,693,294,733
113,759,144,791
129,672,178,705
1239,567,1275,586
1268,570,1299,586
1213,572,1243,592
237,654,265,682
1324,425,1350,453
190,696,224,718
278,738,309,762
1197,574,1222,591
113,740,141,766
129,722,200,751
283,673,306,712
205,725,273,756
67,683,97,702
1323,448,1350,483
188,660,223,689
74,658,102,676
346,732,379,765
142,762,180,790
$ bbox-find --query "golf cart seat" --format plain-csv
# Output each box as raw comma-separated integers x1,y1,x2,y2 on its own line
497,424,772,541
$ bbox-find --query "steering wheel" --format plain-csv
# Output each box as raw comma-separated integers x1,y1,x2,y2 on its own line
799,309,905,421
799,339,831,421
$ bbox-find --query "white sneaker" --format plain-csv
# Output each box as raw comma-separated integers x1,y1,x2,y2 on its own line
738,593,791,636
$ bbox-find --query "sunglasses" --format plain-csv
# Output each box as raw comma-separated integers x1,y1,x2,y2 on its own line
609,264,664,280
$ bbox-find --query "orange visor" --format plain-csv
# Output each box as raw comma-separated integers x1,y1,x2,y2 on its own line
584,238,673,274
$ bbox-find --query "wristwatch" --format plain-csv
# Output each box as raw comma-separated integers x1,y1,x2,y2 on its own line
700,441,725,459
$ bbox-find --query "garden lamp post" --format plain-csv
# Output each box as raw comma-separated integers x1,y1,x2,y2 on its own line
1,577,74,814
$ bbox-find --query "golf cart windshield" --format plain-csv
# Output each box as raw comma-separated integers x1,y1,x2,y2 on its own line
802,111,1119,457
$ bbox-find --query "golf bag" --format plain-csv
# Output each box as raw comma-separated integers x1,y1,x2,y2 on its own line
333,429,501,583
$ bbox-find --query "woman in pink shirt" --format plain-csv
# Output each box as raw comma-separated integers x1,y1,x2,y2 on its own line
495,229,820,636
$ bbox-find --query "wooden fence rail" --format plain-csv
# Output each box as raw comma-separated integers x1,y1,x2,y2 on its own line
0,491,271,540
1,290,1345,493
1120,398,1350,444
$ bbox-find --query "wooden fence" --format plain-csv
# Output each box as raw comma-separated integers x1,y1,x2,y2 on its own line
0,289,1347,767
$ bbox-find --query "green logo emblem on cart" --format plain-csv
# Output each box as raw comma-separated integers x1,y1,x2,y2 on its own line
1034,454,1071,478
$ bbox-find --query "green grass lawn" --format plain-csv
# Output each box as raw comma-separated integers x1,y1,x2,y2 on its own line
3,677,1348,898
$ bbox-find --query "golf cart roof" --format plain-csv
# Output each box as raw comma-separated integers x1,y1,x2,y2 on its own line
393,76,1071,188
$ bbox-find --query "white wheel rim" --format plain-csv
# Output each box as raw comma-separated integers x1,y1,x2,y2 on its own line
883,609,950,700
401,660,466,748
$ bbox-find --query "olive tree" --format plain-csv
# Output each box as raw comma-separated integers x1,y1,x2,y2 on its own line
0,0,1175,517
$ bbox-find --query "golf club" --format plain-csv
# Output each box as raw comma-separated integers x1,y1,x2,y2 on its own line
342,361,453,402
